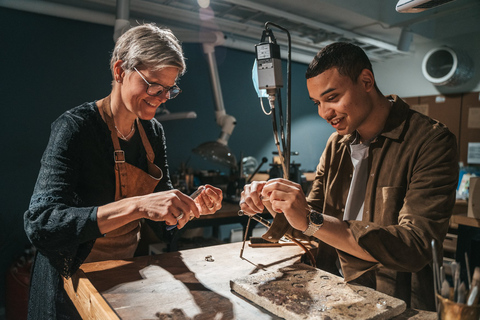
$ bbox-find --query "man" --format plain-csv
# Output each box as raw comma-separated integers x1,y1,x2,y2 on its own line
240,42,458,310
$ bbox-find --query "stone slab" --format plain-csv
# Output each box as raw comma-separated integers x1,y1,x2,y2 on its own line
231,263,406,320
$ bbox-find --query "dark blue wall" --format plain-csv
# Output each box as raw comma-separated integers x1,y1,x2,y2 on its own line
162,41,334,175
0,7,333,310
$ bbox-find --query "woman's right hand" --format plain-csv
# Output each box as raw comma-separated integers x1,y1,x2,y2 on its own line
97,189,200,234
137,189,200,229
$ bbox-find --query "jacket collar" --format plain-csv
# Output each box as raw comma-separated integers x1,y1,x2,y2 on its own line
381,95,409,141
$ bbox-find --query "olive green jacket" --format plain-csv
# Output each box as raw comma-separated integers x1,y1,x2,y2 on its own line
305,95,458,310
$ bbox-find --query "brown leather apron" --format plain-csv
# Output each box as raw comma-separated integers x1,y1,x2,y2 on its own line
85,96,163,262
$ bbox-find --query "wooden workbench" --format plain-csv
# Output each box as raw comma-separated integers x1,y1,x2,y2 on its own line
64,242,436,319
451,200,480,228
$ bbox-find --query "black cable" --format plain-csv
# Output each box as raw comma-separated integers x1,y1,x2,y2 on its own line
264,22,291,180
276,88,287,156
269,96,287,177
261,27,287,177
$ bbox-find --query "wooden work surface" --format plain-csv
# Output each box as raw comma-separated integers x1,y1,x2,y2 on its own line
451,213,480,228
64,242,436,320
451,200,480,228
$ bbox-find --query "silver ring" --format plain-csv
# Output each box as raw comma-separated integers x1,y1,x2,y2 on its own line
208,205,215,210
177,212,184,220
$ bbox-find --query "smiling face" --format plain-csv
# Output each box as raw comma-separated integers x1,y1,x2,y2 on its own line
307,67,375,137
117,65,180,121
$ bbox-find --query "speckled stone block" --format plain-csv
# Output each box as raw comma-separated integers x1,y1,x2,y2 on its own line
230,263,406,320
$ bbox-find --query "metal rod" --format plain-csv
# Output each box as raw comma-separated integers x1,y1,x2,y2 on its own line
466,252,472,290
239,216,252,259
238,210,316,267
431,239,440,314
204,45,226,115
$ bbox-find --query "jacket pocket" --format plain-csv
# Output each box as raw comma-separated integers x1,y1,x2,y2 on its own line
376,186,405,224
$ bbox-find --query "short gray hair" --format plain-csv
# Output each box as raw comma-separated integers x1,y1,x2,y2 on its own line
110,23,186,77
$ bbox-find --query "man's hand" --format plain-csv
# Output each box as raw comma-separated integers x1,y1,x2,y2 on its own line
261,178,310,232
194,184,223,216
239,180,267,215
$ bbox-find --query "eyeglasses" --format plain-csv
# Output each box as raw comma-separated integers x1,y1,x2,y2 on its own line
133,67,181,99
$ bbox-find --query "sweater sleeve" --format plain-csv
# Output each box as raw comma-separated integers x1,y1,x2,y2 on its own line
24,111,103,277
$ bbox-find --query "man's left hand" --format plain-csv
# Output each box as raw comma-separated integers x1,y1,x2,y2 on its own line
261,178,310,232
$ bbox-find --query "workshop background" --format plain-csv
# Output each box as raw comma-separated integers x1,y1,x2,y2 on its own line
1,0,480,318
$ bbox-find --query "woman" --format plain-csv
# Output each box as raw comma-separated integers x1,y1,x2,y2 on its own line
24,23,223,319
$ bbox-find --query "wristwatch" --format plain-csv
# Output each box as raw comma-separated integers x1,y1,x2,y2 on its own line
302,209,324,236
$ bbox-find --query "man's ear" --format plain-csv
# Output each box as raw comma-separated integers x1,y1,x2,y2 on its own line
359,69,375,92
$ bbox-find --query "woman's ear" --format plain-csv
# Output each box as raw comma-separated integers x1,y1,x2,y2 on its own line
113,60,125,83
359,69,375,92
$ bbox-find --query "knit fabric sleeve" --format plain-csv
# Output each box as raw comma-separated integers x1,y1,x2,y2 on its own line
24,107,104,278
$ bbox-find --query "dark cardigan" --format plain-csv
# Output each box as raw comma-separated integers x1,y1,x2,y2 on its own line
24,102,173,319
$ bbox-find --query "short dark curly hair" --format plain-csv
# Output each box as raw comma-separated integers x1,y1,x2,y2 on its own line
306,42,380,92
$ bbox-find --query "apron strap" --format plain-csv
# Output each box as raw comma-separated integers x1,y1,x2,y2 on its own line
98,96,129,198
135,118,163,180
97,96,163,198
136,118,155,164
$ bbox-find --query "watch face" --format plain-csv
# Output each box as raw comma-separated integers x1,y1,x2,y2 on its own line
310,210,324,225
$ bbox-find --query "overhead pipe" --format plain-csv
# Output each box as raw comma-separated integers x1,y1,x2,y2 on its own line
0,0,314,64
191,32,238,169
202,33,236,147
2,0,334,64
220,0,401,53
0,0,115,25
174,30,314,64
114,0,130,42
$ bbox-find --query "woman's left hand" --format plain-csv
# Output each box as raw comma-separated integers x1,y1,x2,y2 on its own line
194,184,223,215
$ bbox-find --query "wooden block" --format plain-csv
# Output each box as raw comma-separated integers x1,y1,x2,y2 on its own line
63,270,120,320
231,263,406,320
460,92,480,165
468,177,480,218
390,308,437,320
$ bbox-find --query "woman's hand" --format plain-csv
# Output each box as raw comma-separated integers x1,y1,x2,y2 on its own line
194,184,223,216
137,189,200,229
97,189,198,233
97,186,223,233
138,185,222,229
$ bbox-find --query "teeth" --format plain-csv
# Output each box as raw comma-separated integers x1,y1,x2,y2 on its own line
331,118,341,125
145,100,157,107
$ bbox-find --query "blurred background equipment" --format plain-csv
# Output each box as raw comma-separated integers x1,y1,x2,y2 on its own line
225,156,262,202
155,106,197,122
422,47,474,87
192,40,237,169
5,246,35,320
468,177,480,219
396,0,458,13
396,27,413,52
246,156,268,183
269,151,308,193
254,22,292,180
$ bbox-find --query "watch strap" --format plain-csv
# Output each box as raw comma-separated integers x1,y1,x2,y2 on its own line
302,209,323,236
